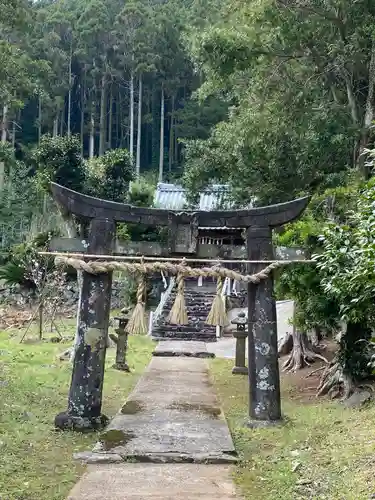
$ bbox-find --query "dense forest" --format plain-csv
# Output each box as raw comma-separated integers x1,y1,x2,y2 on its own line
0,0,227,184
1,0,375,204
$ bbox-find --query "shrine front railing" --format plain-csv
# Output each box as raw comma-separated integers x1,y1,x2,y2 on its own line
148,276,176,336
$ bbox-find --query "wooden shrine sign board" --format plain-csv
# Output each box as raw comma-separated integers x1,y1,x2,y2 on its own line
50,183,310,431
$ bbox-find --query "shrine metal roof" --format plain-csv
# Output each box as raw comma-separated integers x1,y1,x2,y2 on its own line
153,182,232,211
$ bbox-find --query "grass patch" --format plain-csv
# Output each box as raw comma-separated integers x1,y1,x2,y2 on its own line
211,358,375,500
0,329,154,500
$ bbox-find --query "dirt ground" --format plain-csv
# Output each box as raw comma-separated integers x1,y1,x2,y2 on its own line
281,339,352,403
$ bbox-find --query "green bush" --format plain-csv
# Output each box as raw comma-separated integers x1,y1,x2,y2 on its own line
128,178,154,207
85,149,134,202
33,135,85,193
316,182,375,327
313,186,375,380
0,261,32,288
120,177,165,243
0,231,57,289
0,156,40,252
274,183,359,331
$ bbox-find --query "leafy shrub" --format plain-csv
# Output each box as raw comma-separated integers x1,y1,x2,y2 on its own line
116,223,131,241
0,261,32,288
0,231,57,288
120,177,165,243
311,179,375,381
0,157,40,251
316,183,375,327
85,149,134,202
274,184,359,332
33,135,85,193
128,178,154,207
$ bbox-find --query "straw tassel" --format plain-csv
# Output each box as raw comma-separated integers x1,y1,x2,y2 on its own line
206,275,228,326
168,261,188,325
126,273,147,335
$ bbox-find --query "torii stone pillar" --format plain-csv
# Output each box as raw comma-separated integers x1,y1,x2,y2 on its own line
55,217,115,431
50,183,309,430
247,226,280,424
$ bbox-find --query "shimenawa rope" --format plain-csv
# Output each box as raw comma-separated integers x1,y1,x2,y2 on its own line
168,259,188,325
125,268,147,335
206,271,228,327
54,256,283,284
54,256,288,329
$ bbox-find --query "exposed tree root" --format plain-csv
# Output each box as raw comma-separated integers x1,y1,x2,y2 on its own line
310,326,322,348
304,366,325,379
281,330,328,373
316,322,373,399
278,332,293,356
317,361,355,399
358,384,374,393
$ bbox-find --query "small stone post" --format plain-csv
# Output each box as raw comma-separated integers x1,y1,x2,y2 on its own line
247,226,281,426
231,312,248,375
111,311,130,372
55,218,115,432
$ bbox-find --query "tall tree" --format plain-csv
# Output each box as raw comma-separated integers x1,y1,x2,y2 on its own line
115,1,156,175
76,0,113,157
151,1,194,181
43,0,78,138
115,2,143,163
158,83,165,182
0,0,44,190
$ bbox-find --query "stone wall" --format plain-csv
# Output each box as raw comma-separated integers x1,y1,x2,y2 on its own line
0,279,144,310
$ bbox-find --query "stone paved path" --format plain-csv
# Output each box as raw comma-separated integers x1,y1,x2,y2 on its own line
67,464,238,499
153,340,215,358
68,342,241,499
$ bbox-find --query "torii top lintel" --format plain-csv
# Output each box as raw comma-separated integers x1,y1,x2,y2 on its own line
51,183,309,228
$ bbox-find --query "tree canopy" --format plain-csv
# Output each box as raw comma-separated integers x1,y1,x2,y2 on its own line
182,0,375,204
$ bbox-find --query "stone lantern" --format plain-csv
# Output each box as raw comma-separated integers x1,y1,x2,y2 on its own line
231,311,248,375
110,308,131,372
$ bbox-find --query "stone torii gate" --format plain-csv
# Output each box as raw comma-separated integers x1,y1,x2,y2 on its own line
50,183,309,431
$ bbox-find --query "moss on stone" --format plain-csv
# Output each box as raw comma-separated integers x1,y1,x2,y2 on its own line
99,429,135,450
120,400,144,415
168,402,221,418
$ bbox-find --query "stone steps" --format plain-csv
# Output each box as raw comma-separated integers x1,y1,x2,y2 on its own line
158,311,212,320
152,325,215,334
152,286,218,342
153,333,217,342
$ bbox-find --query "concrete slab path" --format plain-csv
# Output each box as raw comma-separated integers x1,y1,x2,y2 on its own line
69,342,241,499
153,340,215,358
67,463,238,500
